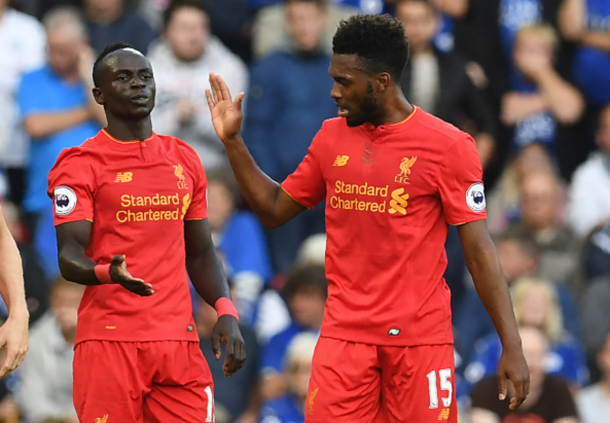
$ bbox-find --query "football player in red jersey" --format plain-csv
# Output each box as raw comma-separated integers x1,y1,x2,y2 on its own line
207,13,529,423
48,42,245,422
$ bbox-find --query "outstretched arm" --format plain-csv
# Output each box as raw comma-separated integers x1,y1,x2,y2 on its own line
206,73,306,228
457,220,530,410
0,205,29,378
185,219,246,376
56,221,153,296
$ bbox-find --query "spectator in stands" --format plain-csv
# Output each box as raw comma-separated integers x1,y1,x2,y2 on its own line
251,0,356,60
581,272,610,368
396,0,496,168
486,142,556,234
500,25,584,154
470,326,578,423
568,104,610,239
16,275,84,423
577,331,610,423
558,0,610,174
0,0,46,205
196,285,260,423
245,0,333,272
464,277,588,399
508,171,580,289
207,168,272,327
259,265,326,400
559,0,610,120
84,0,156,54
259,332,318,423
583,222,610,281
18,6,104,274
1,200,50,324
149,0,247,172
455,231,580,365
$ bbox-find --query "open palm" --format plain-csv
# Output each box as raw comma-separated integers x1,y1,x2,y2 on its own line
206,72,245,142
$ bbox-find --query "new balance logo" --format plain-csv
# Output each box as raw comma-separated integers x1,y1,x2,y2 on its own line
95,415,109,423
114,172,133,183
333,155,349,166
437,409,450,420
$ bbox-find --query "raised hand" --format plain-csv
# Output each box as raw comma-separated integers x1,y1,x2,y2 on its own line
497,346,530,410
205,72,245,142
109,254,154,296
211,315,246,377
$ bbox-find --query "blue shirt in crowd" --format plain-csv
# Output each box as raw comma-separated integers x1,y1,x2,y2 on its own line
259,395,304,423
461,332,588,400
219,211,273,285
244,51,336,182
18,65,100,215
260,322,319,373
573,0,610,106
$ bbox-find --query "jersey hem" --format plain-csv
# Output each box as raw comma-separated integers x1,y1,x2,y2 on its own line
448,215,487,226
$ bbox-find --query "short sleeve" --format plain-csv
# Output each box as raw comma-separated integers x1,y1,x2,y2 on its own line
184,151,208,220
435,135,487,225
18,72,46,117
280,127,326,209
47,148,95,225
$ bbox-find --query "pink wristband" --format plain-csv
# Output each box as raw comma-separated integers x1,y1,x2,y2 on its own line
94,264,113,284
215,297,239,321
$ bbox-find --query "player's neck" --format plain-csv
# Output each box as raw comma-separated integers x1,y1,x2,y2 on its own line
370,95,414,127
105,117,153,142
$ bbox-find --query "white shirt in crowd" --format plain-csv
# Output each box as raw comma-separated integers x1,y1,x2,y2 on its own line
567,151,610,238
0,8,45,168
149,36,248,171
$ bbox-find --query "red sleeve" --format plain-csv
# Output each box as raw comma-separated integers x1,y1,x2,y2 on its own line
47,148,96,225
434,135,487,225
184,150,208,221
280,127,326,209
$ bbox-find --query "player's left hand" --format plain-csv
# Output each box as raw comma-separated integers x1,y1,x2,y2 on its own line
211,315,246,377
0,311,29,378
497,346,530,410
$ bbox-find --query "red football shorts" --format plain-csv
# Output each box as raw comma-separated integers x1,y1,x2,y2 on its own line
305,337,458,423
73,340,214,423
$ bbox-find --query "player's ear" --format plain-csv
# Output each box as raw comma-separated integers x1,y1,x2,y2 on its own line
375,73,391,93
92,87,105,106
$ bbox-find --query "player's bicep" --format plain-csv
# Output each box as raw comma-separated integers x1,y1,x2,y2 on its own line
56,221,93,253
274,187,308,225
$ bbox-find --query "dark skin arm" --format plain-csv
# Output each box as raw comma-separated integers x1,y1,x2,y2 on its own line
457,220,530,410
206,73,305,228
184,219,246,376
56,220,153,295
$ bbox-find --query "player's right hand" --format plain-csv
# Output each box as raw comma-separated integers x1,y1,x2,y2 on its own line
497,346,530,410
110,254,154,296
206,72,245,143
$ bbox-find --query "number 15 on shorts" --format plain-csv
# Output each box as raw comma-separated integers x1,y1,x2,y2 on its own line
426,369,453,409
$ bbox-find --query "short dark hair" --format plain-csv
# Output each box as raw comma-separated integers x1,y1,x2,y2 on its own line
281,265,328,302
92,41,137,87
163,0,209,29
332,14,410,81
494,228,540,258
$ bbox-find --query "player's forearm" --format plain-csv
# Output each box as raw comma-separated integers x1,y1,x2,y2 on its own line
459,224,522,351
0,231,28,318
223,135,289,228
186,244,231,306
24,109,90,139
57,242,102,286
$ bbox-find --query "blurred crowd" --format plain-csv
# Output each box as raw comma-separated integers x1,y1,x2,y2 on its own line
0,0,609,422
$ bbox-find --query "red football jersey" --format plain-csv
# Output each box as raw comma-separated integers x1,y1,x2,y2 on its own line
282,107,487,346
47,130,207,345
